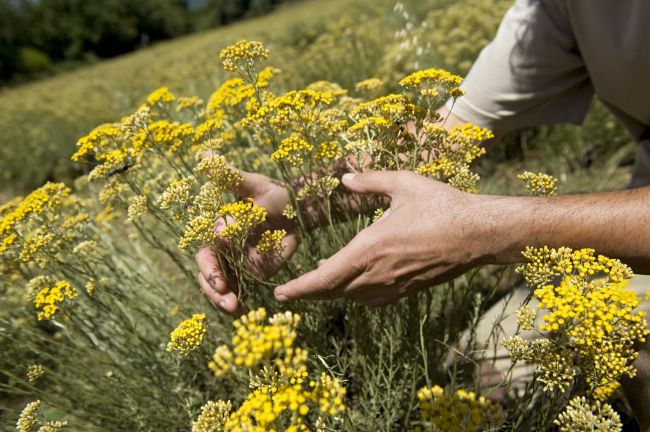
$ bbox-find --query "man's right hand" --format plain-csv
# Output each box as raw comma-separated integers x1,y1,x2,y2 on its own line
195,170,299,316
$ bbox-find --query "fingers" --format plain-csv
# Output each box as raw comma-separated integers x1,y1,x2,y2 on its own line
341,170,410,196
198,272,242,316
273,236,367,302
236,171,273,199
202,150,271,199
195,246,229,294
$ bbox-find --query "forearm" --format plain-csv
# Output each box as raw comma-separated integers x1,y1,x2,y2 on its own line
478,186,650,273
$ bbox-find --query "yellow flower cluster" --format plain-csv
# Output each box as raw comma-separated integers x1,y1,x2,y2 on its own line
400,68,464,99
315,141,341,161
166,313,207,356
310,373,346,416
127,195,148,220
27,364,45,382
257,66,281,89
515,305,537,331
517,171,558,196
132,120,194,155
410,385,502,432
200,309,345,431
347,116,398,140
195,154,244,193
229,308,299,369
256,229,287,255
510,247,649,393
518,246,633,290
192,400,232,432
176,96,203,112
216,199,267,241
256,90,333,133
270,134,314,167
159,178,194,211
355,77,384,93
34,280,78,321
71,124,121,162
16,401,40,432
207,78,255,117
220,40,270,73
1,183,70,255
16,400,68,432
296,176,340,201
194,118,225,143
416,123,490,192
554,396,621,432
146,86,176,106
593,380,621,402
351,94,416,124
179,215,216,249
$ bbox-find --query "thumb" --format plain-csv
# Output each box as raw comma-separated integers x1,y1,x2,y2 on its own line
235,170,273,199
342,170,406,196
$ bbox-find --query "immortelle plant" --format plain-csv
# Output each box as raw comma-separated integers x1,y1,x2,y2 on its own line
1,40,647,431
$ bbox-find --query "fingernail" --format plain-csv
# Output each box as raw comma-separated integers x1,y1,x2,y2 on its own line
342,173,356,183
275,290,289,302
218,301,227,309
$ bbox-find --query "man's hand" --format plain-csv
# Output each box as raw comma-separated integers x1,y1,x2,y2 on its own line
196,170,299,315
273,170,491,306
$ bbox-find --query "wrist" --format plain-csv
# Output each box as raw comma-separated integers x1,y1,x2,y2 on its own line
468,194,538,266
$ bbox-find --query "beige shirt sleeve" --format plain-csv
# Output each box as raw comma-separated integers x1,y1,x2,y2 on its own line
448,0,594,133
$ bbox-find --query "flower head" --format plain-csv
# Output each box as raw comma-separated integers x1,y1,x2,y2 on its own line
167,313,207,356
220,40,269,73
555,396,621,432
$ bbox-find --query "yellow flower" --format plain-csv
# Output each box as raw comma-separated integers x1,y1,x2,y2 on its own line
192,400,232,432
257,66,281,88
410,385,502,432
71,123,121,162
206,78,255,117
399,68,464,97
166,313,207,356
220,40,269,73
27,364,45,382
127,195,148,220
355,78,384,93
159,178,194,211
514,247,649,391
195,154,243,193
16,401,40,432
296,176,340,201
217,199,267,241
518,171,558,196
554,396,621,432
34,280,78,321
351,94,416,124
146,86,175,106
256,229,287,255
176,96,202,112
271,134,313,167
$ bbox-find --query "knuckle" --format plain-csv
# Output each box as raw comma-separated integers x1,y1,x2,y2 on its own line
380,272,397,287
208,271,224,284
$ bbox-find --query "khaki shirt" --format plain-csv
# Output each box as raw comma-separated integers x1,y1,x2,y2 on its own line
451,0,650,139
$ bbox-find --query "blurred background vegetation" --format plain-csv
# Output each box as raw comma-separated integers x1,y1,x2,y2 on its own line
0,0,637,197
0,0,300,83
